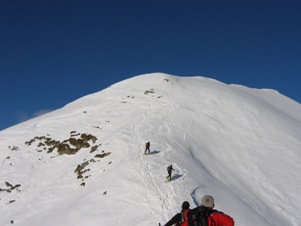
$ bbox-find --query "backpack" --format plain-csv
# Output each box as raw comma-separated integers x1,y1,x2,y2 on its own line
187,206,214,226
167,165,171,172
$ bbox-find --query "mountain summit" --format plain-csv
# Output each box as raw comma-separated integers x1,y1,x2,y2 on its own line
1,73,301,226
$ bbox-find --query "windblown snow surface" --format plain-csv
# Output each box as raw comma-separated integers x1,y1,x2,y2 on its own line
1,73,301,226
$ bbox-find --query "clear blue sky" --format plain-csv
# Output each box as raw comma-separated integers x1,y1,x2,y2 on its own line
1,0,300,131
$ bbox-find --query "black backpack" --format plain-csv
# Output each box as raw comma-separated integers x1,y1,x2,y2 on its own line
187,206,214,226
167,165,171,172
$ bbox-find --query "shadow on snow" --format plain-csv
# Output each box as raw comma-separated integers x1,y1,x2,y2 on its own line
145,150,160,155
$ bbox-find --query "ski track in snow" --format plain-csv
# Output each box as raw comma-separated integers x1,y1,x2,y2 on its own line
127,96,180,225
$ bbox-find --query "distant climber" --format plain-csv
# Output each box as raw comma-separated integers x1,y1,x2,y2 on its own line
144,141,150,154
164,201,191,226
166,164,174,181
187,195,235,226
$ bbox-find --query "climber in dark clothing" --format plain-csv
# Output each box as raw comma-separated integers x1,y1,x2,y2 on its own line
166,164,174,181
144,141,150,154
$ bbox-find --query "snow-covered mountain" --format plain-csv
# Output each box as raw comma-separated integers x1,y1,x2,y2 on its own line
1,73,301,226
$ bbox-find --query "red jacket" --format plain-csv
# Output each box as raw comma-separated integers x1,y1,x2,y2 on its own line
208,211,234,226
164,209,190,226
180,209,190,226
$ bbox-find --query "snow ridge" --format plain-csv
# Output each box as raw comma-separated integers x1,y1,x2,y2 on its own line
1,73,301,226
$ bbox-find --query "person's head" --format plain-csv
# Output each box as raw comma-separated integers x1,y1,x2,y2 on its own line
182,201,190,210
201,195,215,209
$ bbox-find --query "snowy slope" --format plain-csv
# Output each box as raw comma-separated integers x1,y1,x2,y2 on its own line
1,73,301,226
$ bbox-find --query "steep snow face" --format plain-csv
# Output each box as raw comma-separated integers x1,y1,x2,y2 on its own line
1,73,301,226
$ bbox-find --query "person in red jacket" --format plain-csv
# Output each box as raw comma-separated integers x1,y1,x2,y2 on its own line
191,195,235,226
164,201,191,226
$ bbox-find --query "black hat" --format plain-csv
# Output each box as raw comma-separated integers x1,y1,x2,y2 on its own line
182,201,190,209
